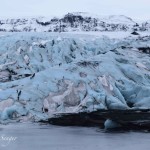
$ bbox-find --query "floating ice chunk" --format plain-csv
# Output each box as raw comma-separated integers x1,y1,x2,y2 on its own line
104,119,121,129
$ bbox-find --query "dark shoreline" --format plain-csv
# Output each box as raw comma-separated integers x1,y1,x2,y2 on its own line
40,109,150,130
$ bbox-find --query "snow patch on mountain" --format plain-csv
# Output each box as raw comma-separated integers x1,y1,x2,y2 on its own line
0,12,149,32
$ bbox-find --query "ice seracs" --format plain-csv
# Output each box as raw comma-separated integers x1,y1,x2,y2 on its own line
0,32,150,122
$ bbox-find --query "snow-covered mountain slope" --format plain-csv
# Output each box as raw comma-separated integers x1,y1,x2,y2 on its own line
0,12,149,32
0,32,150,123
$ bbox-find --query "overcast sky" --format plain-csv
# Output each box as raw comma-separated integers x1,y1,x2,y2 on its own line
0,0,150,20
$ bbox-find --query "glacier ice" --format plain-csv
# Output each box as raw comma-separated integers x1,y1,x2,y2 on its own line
0,32,150,122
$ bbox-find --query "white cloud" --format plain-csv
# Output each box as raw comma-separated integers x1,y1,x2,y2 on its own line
0,0,150,20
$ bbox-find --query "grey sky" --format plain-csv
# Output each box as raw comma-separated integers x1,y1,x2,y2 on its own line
0,0,150,20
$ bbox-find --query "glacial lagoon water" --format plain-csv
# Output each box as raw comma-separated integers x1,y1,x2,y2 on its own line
0,123,150,150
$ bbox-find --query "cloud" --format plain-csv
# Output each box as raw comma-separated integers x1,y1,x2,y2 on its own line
0,0,149,20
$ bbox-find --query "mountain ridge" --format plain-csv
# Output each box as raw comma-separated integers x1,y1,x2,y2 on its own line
0,12,149,32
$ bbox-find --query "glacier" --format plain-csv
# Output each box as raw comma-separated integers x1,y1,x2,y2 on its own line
0,32,150,123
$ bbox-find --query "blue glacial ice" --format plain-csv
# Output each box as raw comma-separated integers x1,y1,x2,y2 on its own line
0,32,150,122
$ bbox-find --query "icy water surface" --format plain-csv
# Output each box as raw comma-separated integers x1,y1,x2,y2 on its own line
0,123,150,150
